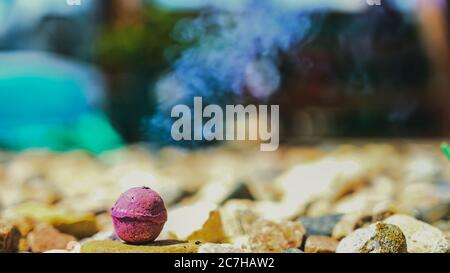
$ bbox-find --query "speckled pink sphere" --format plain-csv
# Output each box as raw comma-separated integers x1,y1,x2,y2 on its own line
111,187,167,244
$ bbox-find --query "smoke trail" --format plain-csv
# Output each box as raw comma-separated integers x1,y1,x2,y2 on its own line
148,0,314,145
158,0,312,102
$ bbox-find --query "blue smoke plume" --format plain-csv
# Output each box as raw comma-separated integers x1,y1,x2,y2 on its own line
148,0,314,146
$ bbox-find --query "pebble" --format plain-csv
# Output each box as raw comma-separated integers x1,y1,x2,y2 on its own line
446,232,450,253
332,212,368,240
163,202,226,243
336,222,407,253
80,240,201,253
43,250,70,253
305,236,339,253
283,248,304,253
331,208,395,240
67,241,81,253
0,222,21,253
219,200,260,240
416,202,450,224
298,214,343,236
11,203,99,239
27,224,77,253
192,180,254,205
198,243,249,253
384,214,449,253
247,219,306,253
433,221,450,232
277,158,366,212
18,238,29,252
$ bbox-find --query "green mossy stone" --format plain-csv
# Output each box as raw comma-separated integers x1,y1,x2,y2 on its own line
360,223,408,253
337,222,408,253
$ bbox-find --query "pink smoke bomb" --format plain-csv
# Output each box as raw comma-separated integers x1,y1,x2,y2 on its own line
111,187,168,244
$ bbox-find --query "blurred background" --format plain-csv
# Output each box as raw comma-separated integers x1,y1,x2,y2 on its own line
0,0,449,153
1,1,450,253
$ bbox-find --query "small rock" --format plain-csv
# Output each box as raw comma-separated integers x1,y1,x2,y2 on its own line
304,199,334,217
248,219,306,253
298,214,343,236
384,214,449,253
433,221,450,232
399,183,442,211
254,201,300,222
336,222,407,253
43,250,70,253
4,217,36,237
80,240,201,253
27,224,77,253
283,248,304,253
198,243,249,253
163,202,226,243
370,202,398,222
305,236,339,253
331,208,395,240
0,223,21,253
12,203,99,239
277,158,367,211
219,200,261,240
416,203,450,224
18,238,29,252
445,232,450,253
332,212,368,240
67,241,81,253
193,180,254,205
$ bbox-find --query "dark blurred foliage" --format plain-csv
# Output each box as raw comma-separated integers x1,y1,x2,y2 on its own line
274,4,437,142
95,5,195,142
96,6,194,73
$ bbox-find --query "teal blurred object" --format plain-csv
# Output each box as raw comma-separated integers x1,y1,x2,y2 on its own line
0,51,123,154
442,143,450,161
